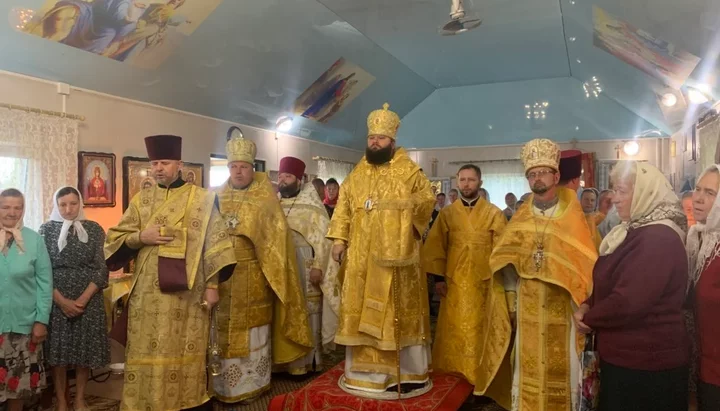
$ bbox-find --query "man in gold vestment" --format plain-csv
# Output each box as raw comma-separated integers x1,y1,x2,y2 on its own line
489,139,597,411
211,135,313,403
422,164,512,408
277,156,341,374
328,103,435,394
558,149,602,249
104,135,237,411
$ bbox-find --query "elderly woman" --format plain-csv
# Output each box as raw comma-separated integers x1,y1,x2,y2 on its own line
0,188,52,410
687,165,720,411
40,187,109,411
574,162,689,411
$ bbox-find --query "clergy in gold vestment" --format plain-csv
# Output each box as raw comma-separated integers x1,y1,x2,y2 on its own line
489,139,597,411
104,135,237,411
422,164,512,408
328,103,435,394
211,135,313,403
277,156,341,374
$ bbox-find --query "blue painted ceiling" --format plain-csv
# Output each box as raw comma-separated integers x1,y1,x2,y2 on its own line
0,0,718,150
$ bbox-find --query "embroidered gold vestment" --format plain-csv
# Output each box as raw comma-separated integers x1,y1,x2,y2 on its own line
489,187,597,411
585,213,603,249
214,173,313,365
422,198,513,407
104,183,236,411
280,184,341,348
327,147,435,376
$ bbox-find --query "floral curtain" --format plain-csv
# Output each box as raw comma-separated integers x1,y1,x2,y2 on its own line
698,113,720,174
316,159,355,184
0,109,78,229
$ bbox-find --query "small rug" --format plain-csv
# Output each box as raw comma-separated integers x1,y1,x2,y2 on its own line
268,361,473,411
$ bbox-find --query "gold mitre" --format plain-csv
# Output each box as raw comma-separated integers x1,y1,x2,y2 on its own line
226,136,256,164
521,138,561,173
367,102,401,140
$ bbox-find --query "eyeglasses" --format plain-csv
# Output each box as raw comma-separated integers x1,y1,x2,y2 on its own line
526,169,556,180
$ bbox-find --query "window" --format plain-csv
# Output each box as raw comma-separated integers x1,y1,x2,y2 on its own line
475,160,529,209
0,156,29,193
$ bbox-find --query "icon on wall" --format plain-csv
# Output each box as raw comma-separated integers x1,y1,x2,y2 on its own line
20,0,225,69
293,57,376,124
78,151,116,208
592,6,700,89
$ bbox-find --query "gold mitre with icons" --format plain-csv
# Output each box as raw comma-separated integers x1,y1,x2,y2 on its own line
521,138,561,173
367,102,401,140
226,135,257,164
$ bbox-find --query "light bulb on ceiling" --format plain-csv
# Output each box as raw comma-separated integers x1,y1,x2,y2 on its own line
8,7,34,31
275,116,293,132
687,88,709,104
623,141,640,157
661,93,677,107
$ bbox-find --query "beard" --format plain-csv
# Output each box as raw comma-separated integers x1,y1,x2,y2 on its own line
531,181,551,194
365,144,394,165
278,181,300,198
461,188,478,199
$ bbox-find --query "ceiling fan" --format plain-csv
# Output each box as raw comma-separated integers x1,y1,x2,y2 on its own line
438,0,482,36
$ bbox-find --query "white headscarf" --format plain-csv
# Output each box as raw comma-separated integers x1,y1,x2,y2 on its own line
49,187,88,252
686,165,720,288
599,162,687,256
0,188,26,254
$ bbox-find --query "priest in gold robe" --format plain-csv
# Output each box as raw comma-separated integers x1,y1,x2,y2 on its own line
211,135,313,403
328,103,435,395
104,135,237,411
422,164,512,408
558,149,602,249
277,156,341,374
489,139,597,411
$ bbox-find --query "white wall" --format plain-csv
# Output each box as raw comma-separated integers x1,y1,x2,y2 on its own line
407,138,671,179
0,70,362,230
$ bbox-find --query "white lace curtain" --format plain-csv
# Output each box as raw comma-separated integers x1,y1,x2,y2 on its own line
316,159,355,183
0,109,79,230
470,160,529,209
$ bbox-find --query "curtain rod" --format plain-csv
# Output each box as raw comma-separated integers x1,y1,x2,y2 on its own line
312,156,356,165
0,102,85,121
447,158,520,165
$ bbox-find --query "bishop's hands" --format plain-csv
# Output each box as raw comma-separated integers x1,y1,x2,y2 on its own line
332,243,347,263
202,288,220,310
573,303,593,334
309,268,324,286
140,224,174,246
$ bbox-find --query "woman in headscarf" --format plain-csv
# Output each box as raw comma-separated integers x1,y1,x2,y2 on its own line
39,187,109,411
0,188,52,410
686,165,720,411
573,161,689,411
323,178,339,218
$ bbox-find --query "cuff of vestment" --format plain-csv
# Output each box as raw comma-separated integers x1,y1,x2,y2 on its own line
205,283,218,290
126,232,143,250
332,239,347,246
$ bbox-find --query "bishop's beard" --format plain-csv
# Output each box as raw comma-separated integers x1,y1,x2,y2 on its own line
365,145,394,165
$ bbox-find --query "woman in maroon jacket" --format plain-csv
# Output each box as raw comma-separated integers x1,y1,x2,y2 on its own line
574,161,689,411
687,164,720,411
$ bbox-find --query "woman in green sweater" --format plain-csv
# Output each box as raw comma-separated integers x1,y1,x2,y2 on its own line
0,188,53,410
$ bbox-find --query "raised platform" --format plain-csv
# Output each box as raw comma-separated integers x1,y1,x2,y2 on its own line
268,362,473,411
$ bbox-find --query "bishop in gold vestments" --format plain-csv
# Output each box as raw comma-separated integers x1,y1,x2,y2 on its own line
105,135,237,411
489,139,597,411
422,164,512,408
328,103,435,393
211,136,313,403
277,156,341,374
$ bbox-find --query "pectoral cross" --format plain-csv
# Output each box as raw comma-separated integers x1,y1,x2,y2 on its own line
225,216,239,229
533,244,544,271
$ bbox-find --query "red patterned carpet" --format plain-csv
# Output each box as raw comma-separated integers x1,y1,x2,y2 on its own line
268,362,473,411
